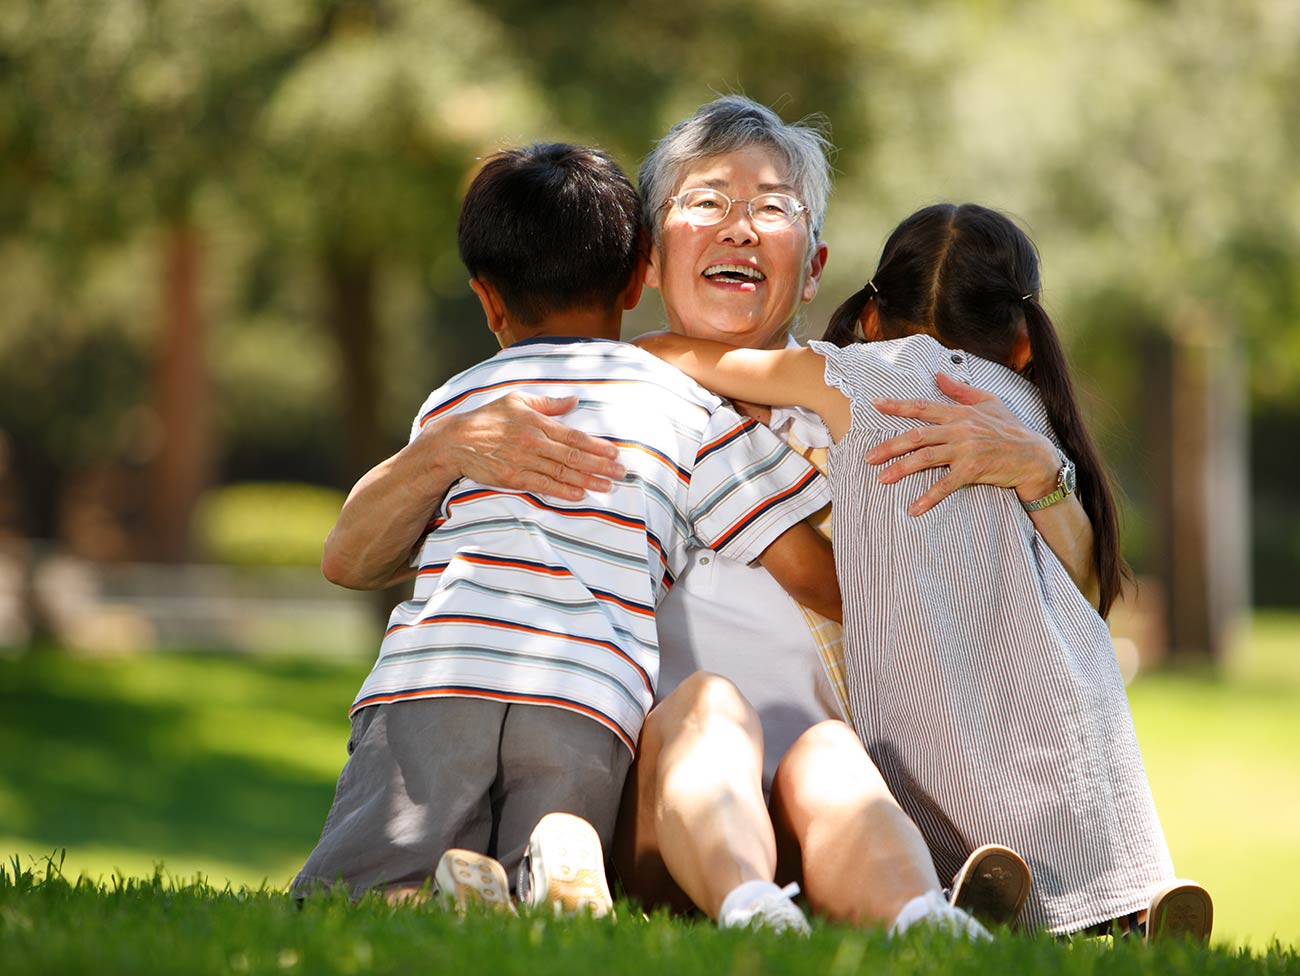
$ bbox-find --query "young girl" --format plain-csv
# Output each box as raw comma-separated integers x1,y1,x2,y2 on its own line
637,203,1210,937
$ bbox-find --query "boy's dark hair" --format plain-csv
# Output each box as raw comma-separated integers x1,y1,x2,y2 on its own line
824,203,1130,618
457,143,644,325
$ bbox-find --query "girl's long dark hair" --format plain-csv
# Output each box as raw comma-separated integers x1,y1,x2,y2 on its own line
824,203,1129,617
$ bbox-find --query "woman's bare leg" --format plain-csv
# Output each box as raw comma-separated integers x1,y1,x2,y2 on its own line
770,720,942,926
613,672,775,919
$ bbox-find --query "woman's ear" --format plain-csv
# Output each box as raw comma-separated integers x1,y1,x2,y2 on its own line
801,241,828,304
644,244,662,290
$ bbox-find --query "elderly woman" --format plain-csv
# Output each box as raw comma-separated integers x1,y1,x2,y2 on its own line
323,97,1097,933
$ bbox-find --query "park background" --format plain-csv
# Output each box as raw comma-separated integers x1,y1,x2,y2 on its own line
0,0,1297,953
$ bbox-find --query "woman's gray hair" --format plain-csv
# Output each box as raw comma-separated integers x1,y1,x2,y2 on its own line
638,95,834,246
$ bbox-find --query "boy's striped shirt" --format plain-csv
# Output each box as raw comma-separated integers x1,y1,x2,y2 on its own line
351,337,830,753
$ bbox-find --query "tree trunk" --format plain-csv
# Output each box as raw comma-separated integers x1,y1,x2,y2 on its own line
1146,315,1251,664
147,223,212,563
321,248,405,622
324,249,383,486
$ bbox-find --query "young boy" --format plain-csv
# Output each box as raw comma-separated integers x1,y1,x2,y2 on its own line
291,144,839,913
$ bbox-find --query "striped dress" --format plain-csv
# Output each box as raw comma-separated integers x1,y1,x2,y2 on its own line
808,336,1175,933
351,336,829,755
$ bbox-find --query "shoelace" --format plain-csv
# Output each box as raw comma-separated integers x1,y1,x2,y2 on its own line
746,883,808,932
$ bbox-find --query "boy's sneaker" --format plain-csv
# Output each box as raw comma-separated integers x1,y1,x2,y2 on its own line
892,888,991,940
518,812,614,918
434,849,516,914
949,843,1032,928
719,881,812,936
1146,880,1213,943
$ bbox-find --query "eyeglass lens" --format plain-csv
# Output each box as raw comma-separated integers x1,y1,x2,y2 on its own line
674,188,803,229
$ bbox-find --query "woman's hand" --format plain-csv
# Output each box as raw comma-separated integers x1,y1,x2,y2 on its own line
321,393,624,590
439,392,626,501
866,372,1061,516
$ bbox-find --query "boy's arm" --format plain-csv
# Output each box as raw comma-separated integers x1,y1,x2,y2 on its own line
322,393,625,590
635,333,852,440
755,516,842,623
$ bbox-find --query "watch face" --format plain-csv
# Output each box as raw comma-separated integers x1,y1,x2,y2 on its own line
1062,459,1078,494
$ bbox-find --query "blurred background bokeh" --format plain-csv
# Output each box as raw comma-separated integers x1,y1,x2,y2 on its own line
1,0,1296,949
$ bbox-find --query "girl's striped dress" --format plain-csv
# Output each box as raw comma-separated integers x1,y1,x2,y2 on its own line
809,335,1174,933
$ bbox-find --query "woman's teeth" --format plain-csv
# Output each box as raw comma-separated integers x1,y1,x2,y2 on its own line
704,264,765,283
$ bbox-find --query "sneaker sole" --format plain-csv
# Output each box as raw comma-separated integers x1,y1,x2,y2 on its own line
950,844,1032,928
527,812,614,918
1147,881,1212,943
434,849,516,914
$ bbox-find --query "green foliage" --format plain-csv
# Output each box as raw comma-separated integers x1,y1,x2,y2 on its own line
194,481,346,566
2,0,1299,577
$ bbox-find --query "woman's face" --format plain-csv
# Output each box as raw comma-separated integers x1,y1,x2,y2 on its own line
646,144,828,350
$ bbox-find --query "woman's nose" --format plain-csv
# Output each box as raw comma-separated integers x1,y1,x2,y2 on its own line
715,208,758,245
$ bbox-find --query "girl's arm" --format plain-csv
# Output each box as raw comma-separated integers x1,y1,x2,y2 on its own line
636,333,852,440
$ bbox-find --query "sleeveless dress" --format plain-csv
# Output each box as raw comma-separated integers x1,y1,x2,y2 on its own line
808,336,1174,933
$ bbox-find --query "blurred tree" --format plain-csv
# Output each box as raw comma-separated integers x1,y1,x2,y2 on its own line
0,0,311,560
253,0,547,483
1,0,1297,651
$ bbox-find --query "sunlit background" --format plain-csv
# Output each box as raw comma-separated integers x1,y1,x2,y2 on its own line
1,0,1297,949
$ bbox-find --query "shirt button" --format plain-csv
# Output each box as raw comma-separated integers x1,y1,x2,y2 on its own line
950,353,963,364
699,556,711,565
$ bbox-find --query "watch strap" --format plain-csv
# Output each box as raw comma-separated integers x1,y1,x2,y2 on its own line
1021,451,1075,513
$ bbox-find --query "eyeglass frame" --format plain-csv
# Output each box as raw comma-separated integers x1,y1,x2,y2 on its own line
663,187,811,231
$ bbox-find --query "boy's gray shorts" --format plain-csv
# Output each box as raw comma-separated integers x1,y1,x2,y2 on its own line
291,696,632,899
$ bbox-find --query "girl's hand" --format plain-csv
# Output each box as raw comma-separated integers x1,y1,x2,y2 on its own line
866,372,1060,516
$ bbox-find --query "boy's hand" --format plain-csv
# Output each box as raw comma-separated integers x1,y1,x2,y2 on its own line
437,393,626,501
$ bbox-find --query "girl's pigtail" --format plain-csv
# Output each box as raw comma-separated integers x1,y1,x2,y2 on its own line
1022,298,1129,617
823,282,875,347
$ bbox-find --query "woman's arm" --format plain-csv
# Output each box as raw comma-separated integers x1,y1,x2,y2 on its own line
866,372,1100,607
321,393,626,590
755,517,843,623
635,333,852,440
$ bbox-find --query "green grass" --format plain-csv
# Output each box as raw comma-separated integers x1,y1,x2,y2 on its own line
1127,611,1300,951
1,612,1298,964
4,861,1296,976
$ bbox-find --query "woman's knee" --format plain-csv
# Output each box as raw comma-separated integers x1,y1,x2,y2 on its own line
645,672,761,744
775,720,889,809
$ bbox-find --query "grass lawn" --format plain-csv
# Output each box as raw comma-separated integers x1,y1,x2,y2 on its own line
10,864,1297,976
1,612,1298,967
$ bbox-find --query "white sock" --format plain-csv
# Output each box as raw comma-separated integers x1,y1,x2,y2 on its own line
891,889,991,940
718,880,787,927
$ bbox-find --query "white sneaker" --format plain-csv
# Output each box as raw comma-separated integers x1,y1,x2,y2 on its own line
519,812,614,918
719,881,812,936
892,889,991,940
433,849,516,914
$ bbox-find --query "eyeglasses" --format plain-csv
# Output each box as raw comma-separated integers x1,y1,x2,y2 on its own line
665,187,809,231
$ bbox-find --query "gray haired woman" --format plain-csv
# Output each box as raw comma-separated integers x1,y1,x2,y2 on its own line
322,97,1106,936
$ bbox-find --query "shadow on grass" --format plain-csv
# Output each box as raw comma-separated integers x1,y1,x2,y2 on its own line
0,654,359,877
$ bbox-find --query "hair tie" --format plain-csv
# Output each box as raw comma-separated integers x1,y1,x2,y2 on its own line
865,279,879,297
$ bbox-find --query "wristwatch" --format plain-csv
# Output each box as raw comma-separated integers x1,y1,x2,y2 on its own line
1021,450,1077,512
